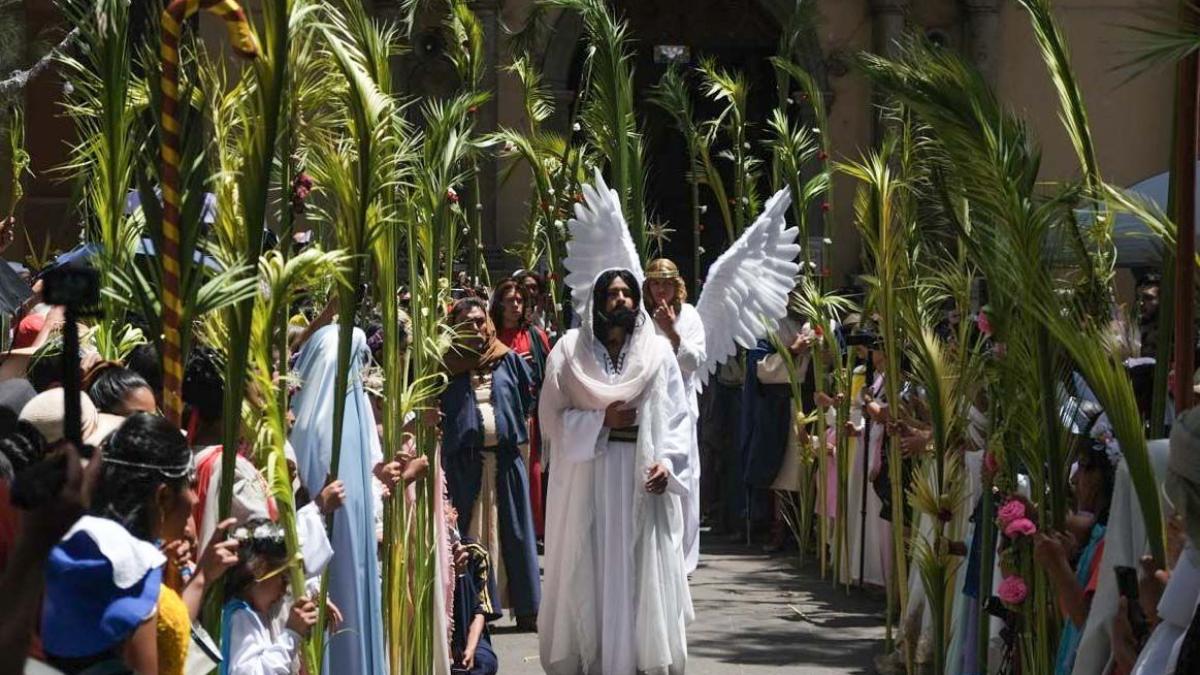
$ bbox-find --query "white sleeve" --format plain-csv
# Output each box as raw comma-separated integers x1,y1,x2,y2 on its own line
296,502,333,579
225,607,301,675
538,346,609,464
673,305,706,380
655,352,693,497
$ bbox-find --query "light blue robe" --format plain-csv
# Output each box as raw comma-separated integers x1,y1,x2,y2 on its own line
289,325,386,675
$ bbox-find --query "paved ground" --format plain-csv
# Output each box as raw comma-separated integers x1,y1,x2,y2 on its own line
491,535,887,674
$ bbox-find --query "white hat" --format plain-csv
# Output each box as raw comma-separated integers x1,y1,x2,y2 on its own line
19,388,125,447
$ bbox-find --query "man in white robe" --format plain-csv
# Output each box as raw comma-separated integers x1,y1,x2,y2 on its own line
539,268,694,675
644,258,706,574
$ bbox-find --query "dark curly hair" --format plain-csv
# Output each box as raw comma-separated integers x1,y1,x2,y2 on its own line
88,367,151,415
183,347,225,423
0,421,48,475
91,413,193,541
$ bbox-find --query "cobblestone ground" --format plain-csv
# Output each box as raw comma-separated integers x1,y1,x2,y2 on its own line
490,536,887,674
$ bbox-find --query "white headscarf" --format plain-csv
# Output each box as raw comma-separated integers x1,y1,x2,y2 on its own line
558,268,662,409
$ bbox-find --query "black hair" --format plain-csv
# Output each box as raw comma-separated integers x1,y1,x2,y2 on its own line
489,277,529,330
88,367,151,415
183,347,225,423
0,421,48,475
514,270,543,295
126,342,163,396
449,297,487,325
27,346,65,393
1076,444,1117,526
91,413,192,541
591,269,641,342
223,518,291,602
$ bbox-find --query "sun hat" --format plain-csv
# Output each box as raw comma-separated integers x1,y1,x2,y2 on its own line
19,388,125,447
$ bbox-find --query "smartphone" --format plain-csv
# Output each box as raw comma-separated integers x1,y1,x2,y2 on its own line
1114,566,1149,641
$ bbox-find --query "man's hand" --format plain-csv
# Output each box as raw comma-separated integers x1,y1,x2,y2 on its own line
460,646,477,671
644,463,670,495
653,300,676,332
1112,597,1142,671
1138,555,1170,623
898,425,931,458
603,401,637,429
452,542,470,574
316,477,347,515
788,327,816,356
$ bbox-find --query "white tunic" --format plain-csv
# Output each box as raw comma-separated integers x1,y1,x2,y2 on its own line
652,302,706,574
225,605,302,675
539,330,694,675
1132,545,1200,675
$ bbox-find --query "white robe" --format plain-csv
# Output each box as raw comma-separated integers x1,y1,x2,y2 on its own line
1072,439,1172,675
539,327,694,675
652,302,706,574
842,368,890,588
1132,544,1200,675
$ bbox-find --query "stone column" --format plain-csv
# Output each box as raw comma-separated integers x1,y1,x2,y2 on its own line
474,0,502,255
869,0,909,59
964,0,1003,86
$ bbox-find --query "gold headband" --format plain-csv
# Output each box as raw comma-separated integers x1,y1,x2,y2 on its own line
645,258,680,280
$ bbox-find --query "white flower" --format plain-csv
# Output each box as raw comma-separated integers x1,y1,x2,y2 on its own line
573,122,581,132
787,97,794,105
699,205,708,214
475,203,484,211
461,227,469,235
554,219,564,228
741,196,749,204
503,142,516,153
698,247,706,255
808,261,818,269
742,142,751,150
823,237,832,245
812,127,821,134
555,303,563,311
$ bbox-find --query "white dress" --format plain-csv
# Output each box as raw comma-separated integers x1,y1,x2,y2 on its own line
539,324,694,675
843,369,890,588
652,302,706,574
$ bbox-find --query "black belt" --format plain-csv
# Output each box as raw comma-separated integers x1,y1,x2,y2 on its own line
608,426,639,443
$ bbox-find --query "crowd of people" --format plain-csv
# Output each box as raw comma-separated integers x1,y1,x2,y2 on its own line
1,189,1199,675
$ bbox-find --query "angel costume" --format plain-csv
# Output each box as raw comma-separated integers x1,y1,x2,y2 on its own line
538,268,694,675
645,258,707,574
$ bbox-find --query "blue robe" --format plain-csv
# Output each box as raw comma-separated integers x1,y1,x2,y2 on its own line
288,326,386,675
440,350,542,618
740,339,794,489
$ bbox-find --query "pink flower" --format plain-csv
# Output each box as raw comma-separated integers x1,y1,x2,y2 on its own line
976,310,992,337
1003,517,1037,539
997,575,1028,605
996,499,1025,527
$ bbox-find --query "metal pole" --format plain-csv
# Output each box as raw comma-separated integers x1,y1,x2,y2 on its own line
1173,1,1199,413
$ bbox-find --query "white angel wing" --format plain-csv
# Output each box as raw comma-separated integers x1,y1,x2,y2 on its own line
695,188,801,389
563,169,644,312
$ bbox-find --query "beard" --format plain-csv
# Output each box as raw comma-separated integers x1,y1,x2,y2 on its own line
607,305,638,330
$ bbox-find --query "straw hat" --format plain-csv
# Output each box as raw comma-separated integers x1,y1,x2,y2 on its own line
19,388,125,447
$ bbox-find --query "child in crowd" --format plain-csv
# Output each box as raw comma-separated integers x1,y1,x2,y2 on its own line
451,526,500,675
219,520,318,675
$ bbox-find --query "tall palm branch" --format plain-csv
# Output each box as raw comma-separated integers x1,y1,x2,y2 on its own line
840,141,913,631
544,0,648,256
697,57,760,237
245,247,349,675
790,276,856,580
55,0,142,359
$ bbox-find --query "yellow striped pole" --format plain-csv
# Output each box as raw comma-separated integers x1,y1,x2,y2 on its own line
159,0,257,424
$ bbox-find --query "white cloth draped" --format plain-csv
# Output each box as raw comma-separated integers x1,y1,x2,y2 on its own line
653,302,706,574
1072,439,1172,675
1132,545,1200,675
539,270,694,675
